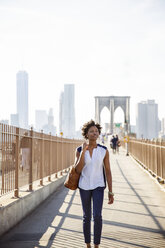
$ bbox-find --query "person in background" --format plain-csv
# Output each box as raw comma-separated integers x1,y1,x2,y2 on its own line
75,120,114,248
116,134,120,153
111,135,117,153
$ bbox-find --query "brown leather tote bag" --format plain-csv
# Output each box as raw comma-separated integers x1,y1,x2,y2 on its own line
64,166,80,190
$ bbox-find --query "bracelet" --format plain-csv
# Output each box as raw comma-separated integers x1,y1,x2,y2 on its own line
108,191,114,196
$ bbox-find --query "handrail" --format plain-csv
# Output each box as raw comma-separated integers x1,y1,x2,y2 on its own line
129,139,165,149
125,138,165,181
0,123,82,198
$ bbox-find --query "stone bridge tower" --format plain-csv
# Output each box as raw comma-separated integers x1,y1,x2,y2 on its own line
95,96,130,134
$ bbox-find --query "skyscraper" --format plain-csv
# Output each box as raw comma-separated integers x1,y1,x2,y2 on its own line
42,108,56,135
136,100,159,139
16,71,29,128
59,84,75,138
161,118,165,135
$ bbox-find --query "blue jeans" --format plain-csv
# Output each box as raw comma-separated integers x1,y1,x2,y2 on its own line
79,187,104,245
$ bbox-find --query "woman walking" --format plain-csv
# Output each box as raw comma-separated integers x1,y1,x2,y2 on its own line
75,120,114,248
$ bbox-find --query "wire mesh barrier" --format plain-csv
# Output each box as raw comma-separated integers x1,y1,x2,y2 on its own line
126,138,165,181
0,123,82,198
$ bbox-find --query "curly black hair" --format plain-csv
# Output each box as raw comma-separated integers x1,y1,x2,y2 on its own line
81,119,102,139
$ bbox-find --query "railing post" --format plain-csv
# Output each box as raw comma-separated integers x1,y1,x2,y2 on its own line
1,123,4,195
69,139,71,165
29,127,34,191
60,136,63,175
160,139,162,179
155,140,159,176
57,136,60,178
40,130,44,186
48,132,52,182
162,140,165,180
55,135,58,178
14,127,19,198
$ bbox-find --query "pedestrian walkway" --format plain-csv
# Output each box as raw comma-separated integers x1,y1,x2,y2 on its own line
0,148,165,248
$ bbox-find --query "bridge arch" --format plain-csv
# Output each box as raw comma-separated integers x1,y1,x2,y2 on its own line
95,96,130,134
114,106,125,123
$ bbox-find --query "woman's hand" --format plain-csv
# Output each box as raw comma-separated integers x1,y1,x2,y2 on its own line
75,143,88,174
108,194,114,205
82,142,88,152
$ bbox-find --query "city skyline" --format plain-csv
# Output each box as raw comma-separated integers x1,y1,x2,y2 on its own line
0,0,165,130
0,69,164,135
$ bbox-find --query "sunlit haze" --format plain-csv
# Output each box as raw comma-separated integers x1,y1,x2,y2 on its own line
0,0,165,132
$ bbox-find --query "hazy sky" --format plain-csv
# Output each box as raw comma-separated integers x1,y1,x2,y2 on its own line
0,0,165,132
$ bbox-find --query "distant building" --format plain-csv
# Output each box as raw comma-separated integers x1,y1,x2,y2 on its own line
136,100,159,139
10,114,19,127
130,125,136,134
158,119,161,134
16,71,29,128
75,129,83,139
59,92,64,134
42,108,56,135
0,120,9,125
159,118,165,139
59,84,75,138
35,110,48,131
161,118,165,135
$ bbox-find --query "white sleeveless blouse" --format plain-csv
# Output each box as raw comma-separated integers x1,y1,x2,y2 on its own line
78,144,107,190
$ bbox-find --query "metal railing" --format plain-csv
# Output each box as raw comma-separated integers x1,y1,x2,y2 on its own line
127,138,165,181
0,123,82,198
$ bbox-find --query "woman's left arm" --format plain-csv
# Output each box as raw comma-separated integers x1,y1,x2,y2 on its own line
104,149,114,205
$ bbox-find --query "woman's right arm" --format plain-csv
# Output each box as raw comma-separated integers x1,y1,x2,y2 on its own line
75,143,88,174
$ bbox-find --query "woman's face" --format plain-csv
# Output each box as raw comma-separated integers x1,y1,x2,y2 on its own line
87,126,99,140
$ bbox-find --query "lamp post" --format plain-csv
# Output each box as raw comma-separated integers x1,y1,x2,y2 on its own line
124,120,129,156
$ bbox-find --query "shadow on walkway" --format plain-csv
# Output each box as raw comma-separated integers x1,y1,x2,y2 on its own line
0,185,84,248
116,158,165,236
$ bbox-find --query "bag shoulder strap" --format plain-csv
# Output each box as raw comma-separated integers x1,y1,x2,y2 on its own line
77,146,82,153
